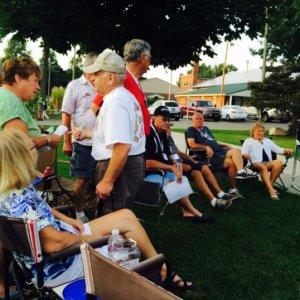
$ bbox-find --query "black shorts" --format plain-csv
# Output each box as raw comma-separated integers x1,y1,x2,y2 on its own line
183,160,205,178
209,148,228,171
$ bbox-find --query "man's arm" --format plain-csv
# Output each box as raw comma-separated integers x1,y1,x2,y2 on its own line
62,112,73,156
96,143,131,198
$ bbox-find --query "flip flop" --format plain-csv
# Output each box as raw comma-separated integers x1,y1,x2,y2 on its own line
183,214,215,224
169,271,196,291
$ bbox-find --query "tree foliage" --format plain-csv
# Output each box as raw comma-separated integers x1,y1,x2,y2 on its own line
200,63,238,78
1,35,31,62
247,65,300,133
0,0,266,69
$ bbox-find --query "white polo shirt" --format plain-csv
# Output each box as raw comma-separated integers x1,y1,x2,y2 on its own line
61,75,96,146
92,86,145,161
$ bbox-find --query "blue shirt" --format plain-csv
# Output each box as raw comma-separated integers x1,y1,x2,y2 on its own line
0,185,74,286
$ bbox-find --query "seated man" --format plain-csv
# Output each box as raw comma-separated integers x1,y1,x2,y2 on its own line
166,124,238,210
145,106,214,224
186,112,255,199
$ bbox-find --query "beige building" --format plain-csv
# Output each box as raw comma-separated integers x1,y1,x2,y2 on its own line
140,77,179,100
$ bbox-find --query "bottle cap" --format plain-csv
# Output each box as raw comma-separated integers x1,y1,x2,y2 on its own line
112,229,120,235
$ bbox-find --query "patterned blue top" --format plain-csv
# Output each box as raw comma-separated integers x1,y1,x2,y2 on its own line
0,185,75,286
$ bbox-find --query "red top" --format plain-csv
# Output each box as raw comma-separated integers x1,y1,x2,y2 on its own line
92,71,150,136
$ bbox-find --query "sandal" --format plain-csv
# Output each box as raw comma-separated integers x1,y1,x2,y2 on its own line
162,259,196,292
270,193,280,201
169,272,196,291
183,214,215,225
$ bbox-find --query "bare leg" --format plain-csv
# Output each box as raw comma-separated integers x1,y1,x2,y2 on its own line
178,197,203,218
200,165,222,194
226,149,244,171
223,158,237,188
268,160,283,185
89,209,191,285
73,178,88,212
89,209,157,259
190,170,215,201
252,162,276,195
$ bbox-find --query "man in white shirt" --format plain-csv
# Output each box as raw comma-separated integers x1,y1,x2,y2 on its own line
73,49,145,216
61,53,97,223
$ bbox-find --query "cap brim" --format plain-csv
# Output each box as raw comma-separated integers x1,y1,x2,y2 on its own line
82,64,101,74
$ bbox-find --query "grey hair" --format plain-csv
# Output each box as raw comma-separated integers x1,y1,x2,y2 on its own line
123,39,151,62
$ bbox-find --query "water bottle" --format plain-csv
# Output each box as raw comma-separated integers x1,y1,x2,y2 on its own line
43,166,53,189
111,239,141,268
107,228,123,259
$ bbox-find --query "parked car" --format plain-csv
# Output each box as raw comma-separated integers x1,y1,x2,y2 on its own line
260,108,291,123
244,106,291,123
244,106,258,119
220,105,247,121
180,100,221,121
148,100,181,120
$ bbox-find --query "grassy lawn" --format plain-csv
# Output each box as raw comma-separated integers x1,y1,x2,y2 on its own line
50,128,299,299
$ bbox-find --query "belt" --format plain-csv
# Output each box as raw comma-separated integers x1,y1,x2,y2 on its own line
97,153,144,162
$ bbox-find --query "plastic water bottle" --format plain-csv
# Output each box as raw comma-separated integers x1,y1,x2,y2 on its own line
43,166,53,189
107,228,123,259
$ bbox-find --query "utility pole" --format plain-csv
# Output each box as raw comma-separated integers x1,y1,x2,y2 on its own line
72,46,77,80
220,41,229,106
168,70,173,100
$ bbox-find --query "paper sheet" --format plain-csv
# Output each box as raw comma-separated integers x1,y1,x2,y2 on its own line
54,125,68,136
163,176,193,204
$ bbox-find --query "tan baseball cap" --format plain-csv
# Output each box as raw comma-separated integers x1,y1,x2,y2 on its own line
83,49,126,74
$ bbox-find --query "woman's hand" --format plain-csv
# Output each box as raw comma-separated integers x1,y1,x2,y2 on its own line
284,148,294,155
47,134,61,146
67,218,84,234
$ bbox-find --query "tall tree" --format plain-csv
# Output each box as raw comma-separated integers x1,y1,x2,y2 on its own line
247,65,300,133
0,0,266,69
1,35,31,62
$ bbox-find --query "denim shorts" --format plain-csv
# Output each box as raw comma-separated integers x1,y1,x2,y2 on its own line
71,142,97,179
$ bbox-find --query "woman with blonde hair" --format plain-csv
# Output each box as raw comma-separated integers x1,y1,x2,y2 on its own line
241,123,293,200
0,128,194,292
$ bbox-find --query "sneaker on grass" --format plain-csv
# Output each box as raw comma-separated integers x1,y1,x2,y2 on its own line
214,198,232,210
220,192,240,201
229,190,246,200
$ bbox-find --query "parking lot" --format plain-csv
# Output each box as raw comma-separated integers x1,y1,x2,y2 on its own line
172,117,291,131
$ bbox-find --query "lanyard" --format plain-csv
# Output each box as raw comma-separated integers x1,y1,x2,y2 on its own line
151,124,164,152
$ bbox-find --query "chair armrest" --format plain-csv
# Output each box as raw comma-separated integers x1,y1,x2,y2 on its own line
47,236,110,262
145,168,165,176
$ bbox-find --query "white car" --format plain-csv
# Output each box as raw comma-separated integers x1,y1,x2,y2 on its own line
148,100,181,121
221,105,248,121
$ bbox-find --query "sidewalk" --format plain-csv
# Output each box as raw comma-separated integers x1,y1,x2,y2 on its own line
171,131,300,196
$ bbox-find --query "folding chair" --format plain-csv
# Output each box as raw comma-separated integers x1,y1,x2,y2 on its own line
292,119,300,192
134,168,168,223
80,243,181,300
240,139,289,190
0,215,109,300
35,146,75,211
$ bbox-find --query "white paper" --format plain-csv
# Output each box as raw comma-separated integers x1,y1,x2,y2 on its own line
163,176,193,204
54,125,68,136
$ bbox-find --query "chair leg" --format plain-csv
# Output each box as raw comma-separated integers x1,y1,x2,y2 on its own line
10,261,27,300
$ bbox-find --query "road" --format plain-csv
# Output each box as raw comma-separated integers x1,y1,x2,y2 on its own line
172,117,291,131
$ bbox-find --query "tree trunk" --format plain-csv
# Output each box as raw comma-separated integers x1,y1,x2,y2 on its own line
40,42,50,97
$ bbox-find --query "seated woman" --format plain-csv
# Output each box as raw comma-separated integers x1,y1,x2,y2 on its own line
241,123,293,200
0,128,194,291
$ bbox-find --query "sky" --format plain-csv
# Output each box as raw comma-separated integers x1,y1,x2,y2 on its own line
0,34,264,85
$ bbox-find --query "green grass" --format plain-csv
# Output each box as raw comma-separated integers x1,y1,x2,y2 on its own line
133,180,300,299
173,128,296,149
51,128,300,299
